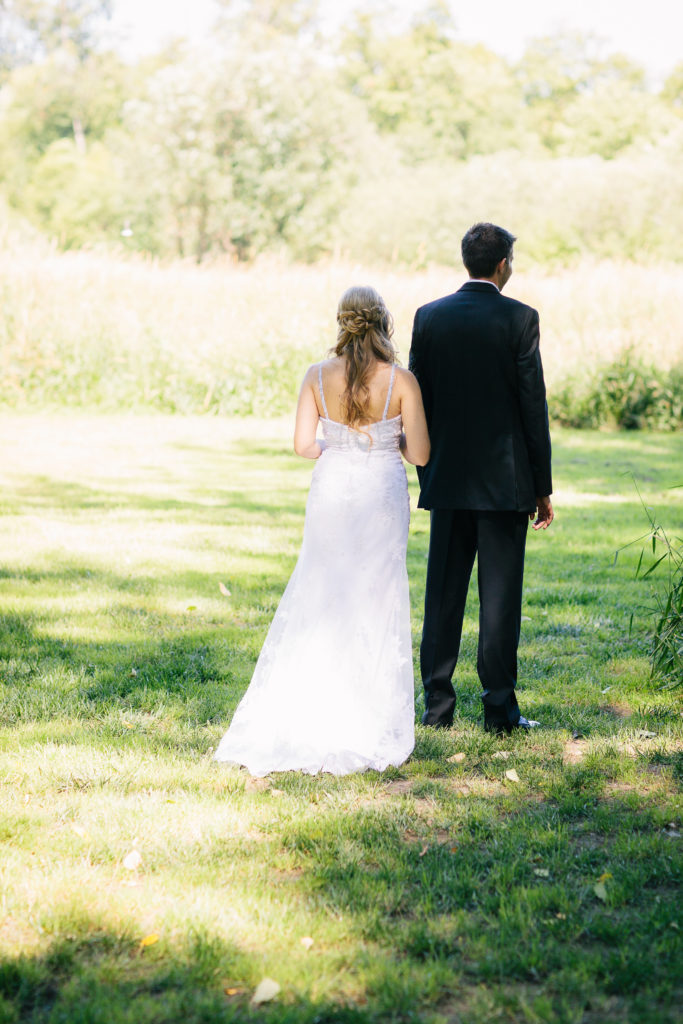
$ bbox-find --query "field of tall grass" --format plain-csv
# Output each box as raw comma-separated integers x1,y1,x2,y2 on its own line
1,237,682,423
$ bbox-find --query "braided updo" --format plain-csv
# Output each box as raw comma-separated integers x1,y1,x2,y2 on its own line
334,285,396,430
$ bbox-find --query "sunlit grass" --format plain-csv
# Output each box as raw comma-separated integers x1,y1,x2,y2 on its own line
1,416,681,1023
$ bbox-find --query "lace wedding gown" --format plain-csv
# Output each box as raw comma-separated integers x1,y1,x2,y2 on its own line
214,364,415,776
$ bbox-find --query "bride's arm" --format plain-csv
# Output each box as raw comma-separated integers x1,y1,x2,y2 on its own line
294,366,325,459
399,370,430,466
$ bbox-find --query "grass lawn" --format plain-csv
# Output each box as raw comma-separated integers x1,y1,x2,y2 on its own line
0,415,681,1024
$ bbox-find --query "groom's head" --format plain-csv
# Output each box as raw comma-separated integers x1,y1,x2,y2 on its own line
461,223,516,288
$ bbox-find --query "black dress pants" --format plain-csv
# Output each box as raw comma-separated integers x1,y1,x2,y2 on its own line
420,508,529,729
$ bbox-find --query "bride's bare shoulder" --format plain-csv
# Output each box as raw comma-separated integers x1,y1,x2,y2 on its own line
394,365,420,390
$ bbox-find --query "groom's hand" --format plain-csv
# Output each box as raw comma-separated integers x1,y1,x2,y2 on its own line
531,496,554,530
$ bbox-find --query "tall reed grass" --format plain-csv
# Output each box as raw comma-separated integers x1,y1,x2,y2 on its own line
1,240,681,422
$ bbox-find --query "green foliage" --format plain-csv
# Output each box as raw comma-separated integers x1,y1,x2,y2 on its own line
0,0,112,72
120,41,367,262
0,1,681,263
662,61,683,110
333,136,683,266
629,499,683,687
551,353,683,431
514,33,654,153
22,137,123,246
340,8,522,162
0,50,132,244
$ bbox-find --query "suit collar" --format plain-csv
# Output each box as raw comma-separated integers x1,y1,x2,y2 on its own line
459,280,501,294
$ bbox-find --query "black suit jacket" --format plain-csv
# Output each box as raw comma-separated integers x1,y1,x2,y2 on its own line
409,281,552,512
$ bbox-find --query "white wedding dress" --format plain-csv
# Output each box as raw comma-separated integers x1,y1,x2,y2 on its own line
214,364,415,776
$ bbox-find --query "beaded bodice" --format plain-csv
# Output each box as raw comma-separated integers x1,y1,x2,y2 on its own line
318,363,401,454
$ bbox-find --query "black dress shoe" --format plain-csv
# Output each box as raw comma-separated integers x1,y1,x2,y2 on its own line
485,715,540,736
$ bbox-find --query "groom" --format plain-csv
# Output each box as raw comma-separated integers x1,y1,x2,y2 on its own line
409,222,553,734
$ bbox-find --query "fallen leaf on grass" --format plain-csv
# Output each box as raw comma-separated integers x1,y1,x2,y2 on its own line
123,722,134,730
521,615,532,622
139,933,159,949
447,752,466,763
556,913,566,920
663,825,681,838
130,667,138,677
251,978,280,1004
419,843,429,857
505,769,520,783
636,729,657,739
300,936,314,951
594,882,608,902
534,868,550,878
598,872,613,883
492,751,510,760
219,581,231,597
123,850,142,871
224,987,244,997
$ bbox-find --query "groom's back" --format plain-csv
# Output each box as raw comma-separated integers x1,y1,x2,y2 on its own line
409,282,548,513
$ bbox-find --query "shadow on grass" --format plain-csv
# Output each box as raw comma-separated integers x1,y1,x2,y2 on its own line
0,606,260,731
2,790,679,1024
0,924,373,1024
9,474,307,523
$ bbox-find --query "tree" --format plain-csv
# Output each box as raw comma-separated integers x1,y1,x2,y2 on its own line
515,34,650,153
122,38,373,261
215,0,320,37
662,62,683,112
0,0,112,74
339,4,523,162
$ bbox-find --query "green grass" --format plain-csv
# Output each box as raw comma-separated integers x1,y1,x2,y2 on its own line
1,416,681,1024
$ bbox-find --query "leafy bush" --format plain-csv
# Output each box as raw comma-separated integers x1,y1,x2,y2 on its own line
551,353,683,430
620,495,683,687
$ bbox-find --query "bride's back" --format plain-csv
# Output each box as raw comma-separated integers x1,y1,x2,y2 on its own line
317,357,400,425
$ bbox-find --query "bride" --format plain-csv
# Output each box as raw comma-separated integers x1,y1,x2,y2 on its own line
214,285,430,776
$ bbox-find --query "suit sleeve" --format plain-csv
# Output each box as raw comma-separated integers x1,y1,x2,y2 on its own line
516,308,552,497
408,308,432,427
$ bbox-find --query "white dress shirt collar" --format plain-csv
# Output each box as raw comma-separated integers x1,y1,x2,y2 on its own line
467,278,499,290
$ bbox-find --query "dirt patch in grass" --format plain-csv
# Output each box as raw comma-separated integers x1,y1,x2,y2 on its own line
570,830,609,851
272,866,304,881
244,776,273,793
599,702,633,719
383,779,415,796
563,738,589,764
603,780,637,795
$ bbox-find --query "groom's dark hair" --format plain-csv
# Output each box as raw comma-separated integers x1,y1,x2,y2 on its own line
461,222,516,278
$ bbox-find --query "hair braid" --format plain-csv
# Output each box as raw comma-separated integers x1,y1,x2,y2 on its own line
333,286,396,430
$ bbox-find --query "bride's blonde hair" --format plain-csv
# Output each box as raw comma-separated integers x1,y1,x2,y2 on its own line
334,285,396,429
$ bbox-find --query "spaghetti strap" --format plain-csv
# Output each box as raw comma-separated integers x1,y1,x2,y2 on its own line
318,363,329,419
382,364,397,420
